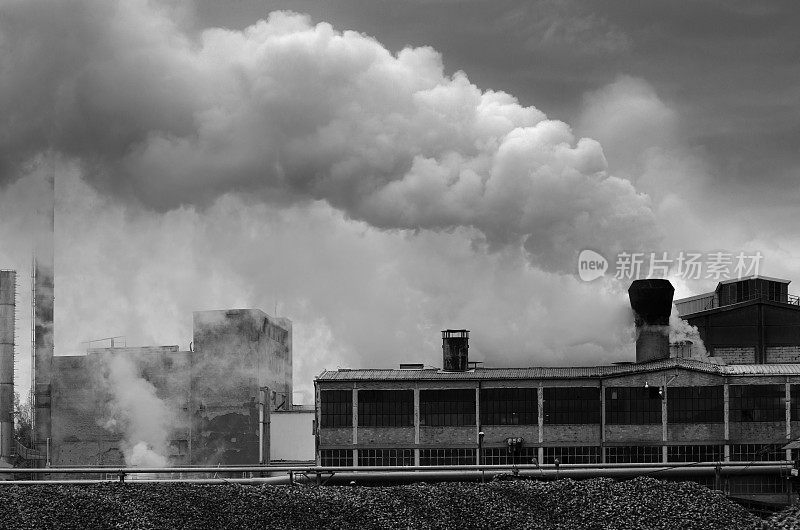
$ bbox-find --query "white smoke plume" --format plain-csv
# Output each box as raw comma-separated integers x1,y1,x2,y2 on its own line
0,0,659,273
96,354,176,467
669,304,708,358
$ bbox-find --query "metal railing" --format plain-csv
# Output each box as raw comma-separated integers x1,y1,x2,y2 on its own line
680,293,800,315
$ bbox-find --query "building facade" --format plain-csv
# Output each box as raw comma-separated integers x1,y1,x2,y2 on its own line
315,278,800,502
316,358,800,501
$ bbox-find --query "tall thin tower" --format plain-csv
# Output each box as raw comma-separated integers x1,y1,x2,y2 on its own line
32,171,54,458
0,270,16,466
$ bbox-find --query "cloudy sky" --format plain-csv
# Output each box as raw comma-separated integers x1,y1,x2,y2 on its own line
1,0,798,403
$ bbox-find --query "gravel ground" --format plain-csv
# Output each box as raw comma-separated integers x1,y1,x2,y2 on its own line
0,477,769,529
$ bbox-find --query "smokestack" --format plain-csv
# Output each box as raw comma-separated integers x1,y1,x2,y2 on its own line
0,270,16,465
628,279,674,363
32,171,54,455
442,330,469,371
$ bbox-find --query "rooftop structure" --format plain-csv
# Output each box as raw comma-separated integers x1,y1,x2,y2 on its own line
675,276,800,364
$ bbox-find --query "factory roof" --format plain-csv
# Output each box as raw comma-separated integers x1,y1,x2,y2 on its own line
316,358,800,382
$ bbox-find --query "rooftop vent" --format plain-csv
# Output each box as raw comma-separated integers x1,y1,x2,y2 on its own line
442,329,469,371
399,363,425,370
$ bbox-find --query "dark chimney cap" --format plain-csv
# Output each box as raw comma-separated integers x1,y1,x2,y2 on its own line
628,279,674,326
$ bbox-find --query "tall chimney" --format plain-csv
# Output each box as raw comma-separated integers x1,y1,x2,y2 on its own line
0,270,16,465
628,279,674,363
32,171,54,455
442,330,469,371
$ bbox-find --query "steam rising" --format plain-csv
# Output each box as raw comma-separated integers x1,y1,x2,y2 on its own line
0,0,659,272
97,354,176,467
669,305,708,358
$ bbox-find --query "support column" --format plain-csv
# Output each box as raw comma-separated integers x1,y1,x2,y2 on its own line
599,380,606,463
352,387,358,445
787,382,792,461
662,374,668,444
538,384,544,464
475,387,481,465
414,388,420,466
724,382,730,461
314,383,321,466
538,384,544,444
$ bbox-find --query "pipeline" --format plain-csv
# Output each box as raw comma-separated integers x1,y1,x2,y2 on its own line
0,462,790,486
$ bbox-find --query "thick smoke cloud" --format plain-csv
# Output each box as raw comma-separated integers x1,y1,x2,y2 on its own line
1,0,658,272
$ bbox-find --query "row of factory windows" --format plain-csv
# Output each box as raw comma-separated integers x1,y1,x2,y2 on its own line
320,385,796,427
321,444,788,467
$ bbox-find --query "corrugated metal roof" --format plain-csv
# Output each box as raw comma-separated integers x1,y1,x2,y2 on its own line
316,358,800,382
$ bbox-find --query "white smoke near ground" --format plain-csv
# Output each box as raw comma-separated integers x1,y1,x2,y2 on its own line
96,354,176,467
0,0,659,273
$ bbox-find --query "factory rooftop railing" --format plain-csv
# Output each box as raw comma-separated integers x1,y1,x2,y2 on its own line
0,461,791,485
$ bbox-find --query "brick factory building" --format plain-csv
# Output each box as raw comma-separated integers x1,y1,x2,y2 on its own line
315,277,800,503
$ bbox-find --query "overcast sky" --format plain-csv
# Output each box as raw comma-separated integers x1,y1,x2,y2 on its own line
1,0,799,403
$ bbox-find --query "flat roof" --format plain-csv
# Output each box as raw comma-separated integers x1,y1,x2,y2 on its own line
317,358,800,382
717,275,790,286
679,297,800,318
674,292,716,304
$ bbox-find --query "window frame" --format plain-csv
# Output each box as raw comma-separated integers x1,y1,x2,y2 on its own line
420,389,476,427
320,389,353,428
543,387,600,424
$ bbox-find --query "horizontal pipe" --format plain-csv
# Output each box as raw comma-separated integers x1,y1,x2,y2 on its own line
1,464,789,485
0,466,788,486
5,461,788,475
0,476,295,486
309,466,792,484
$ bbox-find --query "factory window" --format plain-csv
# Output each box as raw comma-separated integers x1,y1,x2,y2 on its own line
729,444,786,462
544,387,600,424
605,446,662,464
320,390,352,428
729,474,788,495
482,447,538,465
791,385,800,421
667,386,723,423
358,449,414,467
666,444,723,463
480,388,537,425
605,387,662,425
358,390,413,427
543,446,600,465
320,449,353,467
729,385,784,422
420,389,476,426
419,448,476,466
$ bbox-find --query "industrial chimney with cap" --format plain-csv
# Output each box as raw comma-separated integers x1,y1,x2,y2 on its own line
442,330,469,371
628,279,674,363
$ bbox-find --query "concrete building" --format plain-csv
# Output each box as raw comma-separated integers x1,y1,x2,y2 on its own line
270,409,315,462
51,308,292,467
315,278,800,503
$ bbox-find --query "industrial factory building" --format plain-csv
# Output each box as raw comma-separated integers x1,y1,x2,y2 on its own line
315,277,800,503
675,275,800,364
52,309,293,467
